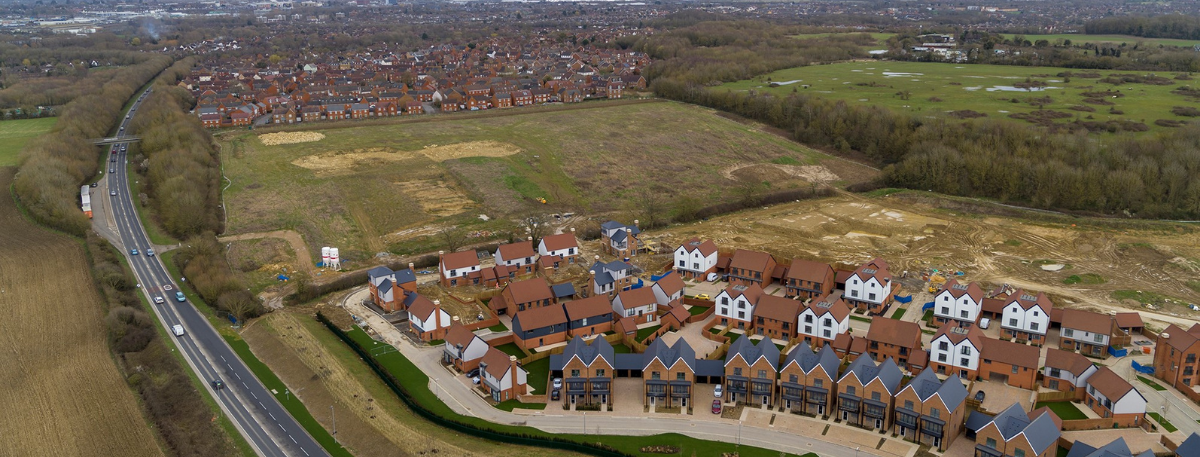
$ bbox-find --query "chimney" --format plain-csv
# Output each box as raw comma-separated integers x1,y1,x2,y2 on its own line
439,250,445,256
570,227,575,233
595,254,600,261
509,355,521,391
528,236,533,242
634,219,639,227
408,262,415,270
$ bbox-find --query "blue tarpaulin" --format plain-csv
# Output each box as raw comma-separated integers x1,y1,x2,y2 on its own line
895,295,913,304
1108,346,1128,357
650,273,668,282
629,278,644,289
277,274,290,281
921,301,935,311
1132,360,1154,375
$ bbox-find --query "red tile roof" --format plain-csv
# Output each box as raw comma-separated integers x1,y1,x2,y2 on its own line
441,250,479,270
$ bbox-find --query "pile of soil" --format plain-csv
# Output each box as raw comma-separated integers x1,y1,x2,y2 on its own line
259,131,326,145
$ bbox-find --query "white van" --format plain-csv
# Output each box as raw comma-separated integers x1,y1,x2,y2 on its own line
172,325,185,336
978,318,991,330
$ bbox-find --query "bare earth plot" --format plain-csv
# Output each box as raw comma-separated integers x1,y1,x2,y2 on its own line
650,191,1200,329
218,101,877,262
0,168,162,457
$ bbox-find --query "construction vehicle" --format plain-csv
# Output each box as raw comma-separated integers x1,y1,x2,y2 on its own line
927,274,947,293
536,197,547,204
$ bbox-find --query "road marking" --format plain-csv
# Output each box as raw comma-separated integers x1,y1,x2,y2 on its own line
279,424,285,432
259,402,265,409
243,382,249,389
269,413,275,420
253,392,258,400
235,372,242,380
302,448,309,456
289,435,297,444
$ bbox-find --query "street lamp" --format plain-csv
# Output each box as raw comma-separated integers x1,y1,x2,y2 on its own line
583,412,587,435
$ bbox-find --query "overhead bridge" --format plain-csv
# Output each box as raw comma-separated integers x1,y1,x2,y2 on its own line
93,136,142,146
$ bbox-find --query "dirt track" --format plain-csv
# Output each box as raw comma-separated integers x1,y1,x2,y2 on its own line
219,229,315,272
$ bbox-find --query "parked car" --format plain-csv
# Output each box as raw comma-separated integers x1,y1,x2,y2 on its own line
714,384,723,398
130,248,138,256
712,400,722,414
551,390,560,401
211,380,225,390
471,376,480,385
465,368,480,378
90,182,98,187
552,378,562,391
695,293,711,301
707,273,720,282
975,390,986,402
979,318,991,329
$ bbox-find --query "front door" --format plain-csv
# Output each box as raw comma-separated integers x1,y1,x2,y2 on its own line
762,396,768,406
681,397,687,408
841,411,848,421
875,418,883,429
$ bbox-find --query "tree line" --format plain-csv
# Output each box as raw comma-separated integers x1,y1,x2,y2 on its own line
1086,14,1200,40
12,54,172,235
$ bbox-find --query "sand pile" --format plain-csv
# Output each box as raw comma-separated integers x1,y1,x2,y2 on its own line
259,132,326,146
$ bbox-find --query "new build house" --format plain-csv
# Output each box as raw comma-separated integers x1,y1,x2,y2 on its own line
642,338,696,408
367,265,418,313
928,322,985,380
932,280,983,326
723,338,780,407
1000,289,1053,345
538,232,580,265
495,240,538,275
439,250,481,287
443,323,489,372
511,305,569,350
844,258,895,315
1042,348,1098,399
893,370,969,451
865,318,922,369
837,356,903,430
407,297,451,341
714,283,765,331
600,220,640,258
612,288,659,325
650,271,685,307
557,336,615,406
1083,367,1146,427
479,348,528,402
796,292,850,348
588,258,635,297
967,403,1062,457
563,295,614,337
1059,309,1115,357
754,295,802,341
784,259,836,299
1154,323,1200,391
673,238,718,280
727,249,777,288
779,343,840,416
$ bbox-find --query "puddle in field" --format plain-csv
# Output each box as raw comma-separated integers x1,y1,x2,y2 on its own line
883,71,924,77
964,86,983,91
986,86,1060,92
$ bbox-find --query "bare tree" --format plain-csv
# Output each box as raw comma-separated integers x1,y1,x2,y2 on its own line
515,213,550,244
439,226,469,252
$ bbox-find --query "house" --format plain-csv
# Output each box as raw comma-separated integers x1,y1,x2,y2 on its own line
555,336,615,405
754,295,801,341
551,282,577,302
1112,312,1143,347
407,296,451,341
865,318,922,369
612,287,659,325
1042,348,1098,399
1083,367,1146,427
932,280,984,326
967,403,1061,457
727,249,777,287
779,343,840,415
511,304,569,351
837,356,903,430
497,278,556,316
537,254,566,275
1063,437,1155,457
1059,309,1115,357
443,323,489,372
979,338,1040,389
479,347,528,402
1176,433,1200,457
713,284,765,331
1154,324,1200,390
796,291,850,348
642,338,696,408
650,271,685,307
894,370,969,451
673,238,718,280
367,265,417,312
723,337,781,407
588,258,635,297
600,220,640,258
784,259,835,299
495,240,538,275
1000,289,1053,345
928,322,985,380
844,258,895,315
537,232,580,264
563,295,614,337
439,250,481,287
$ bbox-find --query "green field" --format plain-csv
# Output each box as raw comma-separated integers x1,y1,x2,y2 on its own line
722,61,1197,133
220,101,872,261
0,117,55,166
1000,33,1200,48
791,32,893,46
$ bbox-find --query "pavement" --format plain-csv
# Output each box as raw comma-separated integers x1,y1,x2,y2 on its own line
341,286,914,457
1108,354,1200,438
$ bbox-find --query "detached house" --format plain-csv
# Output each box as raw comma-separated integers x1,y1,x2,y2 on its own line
650,271,685,307
493,278,556,315
443,323,489,372
797,292,851,348
714,284,765,331
967,403,1062,457
844,258,895,315
612,287,659,325
929,322,985,380
511,304,569,351
979,337,1040,389
865,318,922,369
554,336,615,406
673,238,719,280
779,343,840,416
495,240,538,275
727,249,777,288
479,347,528,402
894,370,969,451
367,265,417,312
1059,309,1115,357
588,258,635,297
1154,324,1200,390
1042,348,1098,398
723,338,781,407
600,220,640,258
784,259,835,299
439,250,481,287
537,232,580,264
1083,367,1146,427
1000,289,1053,345
933,280,984,326
407,296,451,341
837,356,903,430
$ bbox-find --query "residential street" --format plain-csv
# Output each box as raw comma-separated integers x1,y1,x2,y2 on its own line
341,287,911,457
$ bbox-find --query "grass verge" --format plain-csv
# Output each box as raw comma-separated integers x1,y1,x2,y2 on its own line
1137,376,1167,391
890,307,907,320
496,400,548,412
1034,401,1087,420
1149,412,1177,432
849,315,872,323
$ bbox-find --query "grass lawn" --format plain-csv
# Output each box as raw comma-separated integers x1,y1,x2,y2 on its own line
890,307,907,320
1000,33,1200,48
338,326,816,457
1063,273,1105,285
720,60,1196,135
523,357,551,394
495,400,547,412
218,101,874,261
1137,376,1167,391
708,327,722,334
0,117,55,166
427,339,445,346
1035,401,1088,420
487,322,508,332
612,343,633,354
727,332,743,344
1149,412,1178,432
635,325,662,342
494,342,526,359
850,315,872,324
688,305,710,315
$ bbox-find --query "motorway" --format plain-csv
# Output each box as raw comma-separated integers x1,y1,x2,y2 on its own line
100,89,327,457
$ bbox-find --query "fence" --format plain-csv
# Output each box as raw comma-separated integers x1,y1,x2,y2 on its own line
1060,418,1123,431
1035,390,1077,403
1131,360,1155,375
921,301,935,312
1108,346,1129,358
894,295,913,304
314,312,630,457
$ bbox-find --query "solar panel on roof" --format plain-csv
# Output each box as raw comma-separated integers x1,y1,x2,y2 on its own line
816,301,832,308
1020,294,1037,301
952,283,968,290
862,268,876,274
733,285,747,292
951,327,969,335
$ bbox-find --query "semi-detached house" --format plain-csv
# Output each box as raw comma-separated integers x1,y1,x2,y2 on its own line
837,356,903,430
893,370,969,451
1154,323,1200,391
673,238,718,280
1000,289,1053,345
779,343,840,416
928,322,985,380
714,284,765,331
727,249,776,288
797,291,850,348
723,337,780,407
967,403,1062,457
932,279,983,326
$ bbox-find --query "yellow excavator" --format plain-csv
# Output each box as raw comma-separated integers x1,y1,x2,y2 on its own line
928,274,947,293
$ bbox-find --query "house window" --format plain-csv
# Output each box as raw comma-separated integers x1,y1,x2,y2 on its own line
985,438,997,449
679,260,685,267
651,372,660,380
758,370,767,379
783,322,790,330
868,293,876,301
814,379,823,388
850,290,859,298
960,310,969,318
722,297,729,305
1009,318,1018,326
823,329,831,338
846,386,855,395
805,326,813,334
1031,322,1039,331
571,369,580,377
903,400,913,410
1049,368,1061,378
1094,334,1104,343
789,374,798,383
930,408,939,419
804,315,813,323
961,358,969,366
1012,365,1019,374
596,369,605,377
871,392,881,401
450,270,458,277
737,311,745,319
734,368,742,376
938,354,947,362
823,318,832,326
939,342,948,351
1014,450,1025,457
677,372,685,381
961,346,971,355
941,307,950,315
1064,328,1074,337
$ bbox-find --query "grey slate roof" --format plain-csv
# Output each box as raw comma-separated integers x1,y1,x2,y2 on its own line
725,337,781,371
589,260,632,287
965,410,994,433
876,358,904,394
696,359,724,377
394,268,416,284
368,266,392,281
378,278,393,295
1178,433,1200,457
551,282,576,299
905,368,943,401
974,403,1061,455
935,375,969,411
611,229,627,243
560,336,614,368
1064,437,1151,457
643,338,696,372
614,353,643,371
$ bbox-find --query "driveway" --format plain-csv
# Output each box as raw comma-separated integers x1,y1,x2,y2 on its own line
657,314,720,358
973,380,1035,413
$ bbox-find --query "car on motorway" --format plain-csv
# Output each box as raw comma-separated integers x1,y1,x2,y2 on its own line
146,248,154,257
175,291,186,302
109,167,115,173
130,248,139,255
211,380,225,390
172,324,185,336
110,190,117,196
153,296,164,305
111,155,117,162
